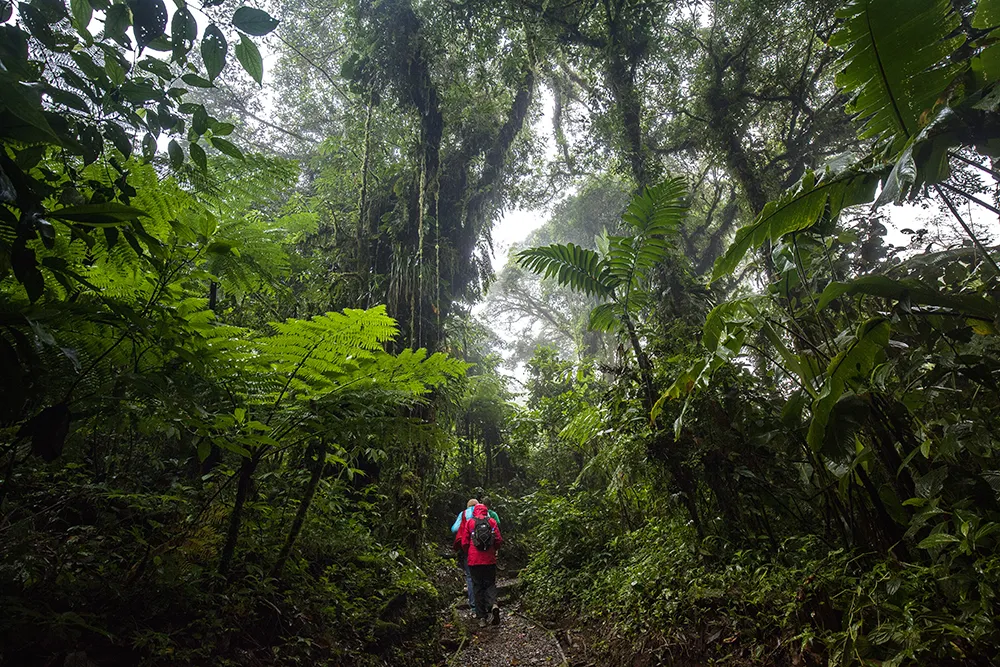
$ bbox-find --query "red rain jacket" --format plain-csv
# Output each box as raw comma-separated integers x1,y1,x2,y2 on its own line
461,503,502,566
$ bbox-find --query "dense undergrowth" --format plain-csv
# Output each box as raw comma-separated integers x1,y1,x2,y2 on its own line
2,464,443,665
517,491,1000,666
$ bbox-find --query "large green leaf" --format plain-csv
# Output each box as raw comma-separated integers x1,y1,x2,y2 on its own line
974,0,1000,29
181,73,213,88
917,532,959,549
235,32,263,84
232,6,278,35
201,24,227,82
818,275,998,321
807,317,891,450
209,136,245,160
712,166,878,281
171,5,197,62
128,0,168,51
69,0,91,33
874,106,957,206
0,74,61,144
516,243,617,298
103,3,130,46
47,202,149,225
830,0,965,157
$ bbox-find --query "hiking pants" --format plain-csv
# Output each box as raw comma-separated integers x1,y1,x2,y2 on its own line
459,552,475,611
468,564,497,618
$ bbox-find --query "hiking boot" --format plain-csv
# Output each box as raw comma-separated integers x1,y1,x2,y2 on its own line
490,605,500,626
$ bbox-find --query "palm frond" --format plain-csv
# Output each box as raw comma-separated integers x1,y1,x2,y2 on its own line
621,177,688,237
516,243,617,297
588,302,619,332
606,177,688,290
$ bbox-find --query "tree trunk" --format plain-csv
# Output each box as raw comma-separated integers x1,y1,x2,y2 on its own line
603,1,653,190
357,91,375,301
218,449,261,577
270,440,327,579
622,311,655,412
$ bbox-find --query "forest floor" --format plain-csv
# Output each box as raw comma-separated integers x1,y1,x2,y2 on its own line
436,563,572,667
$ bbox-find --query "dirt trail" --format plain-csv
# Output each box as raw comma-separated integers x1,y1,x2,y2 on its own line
437,569,569,667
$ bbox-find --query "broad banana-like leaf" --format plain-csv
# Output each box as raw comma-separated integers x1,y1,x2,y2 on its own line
975,0,1000,28
831,0,965,157
874,106,956,206
818,274,998,322
973,0,1000,85
807,317,891,450
516,243,617,297
712,166,879,281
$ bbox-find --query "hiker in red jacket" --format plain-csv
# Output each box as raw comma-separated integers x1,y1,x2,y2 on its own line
461,503,503,627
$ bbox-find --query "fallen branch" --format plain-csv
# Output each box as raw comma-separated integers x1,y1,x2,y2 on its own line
446,635,468,667
514,610,570,667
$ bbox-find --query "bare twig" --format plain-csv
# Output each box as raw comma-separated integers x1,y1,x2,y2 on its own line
948,150,1000,180
934,185,1000,275
939,181,1000,217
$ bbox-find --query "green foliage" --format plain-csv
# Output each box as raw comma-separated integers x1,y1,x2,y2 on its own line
0,0,274,302
516,243,613,297
524,501,1000,665
0,141,465,662
518,178,688,346
831,0,965,155
0,467,442,665
510,2,1000,665
806,316,890,450
7,0,1000,664
712,164,880,280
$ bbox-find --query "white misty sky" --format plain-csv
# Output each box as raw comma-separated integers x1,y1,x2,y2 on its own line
491,208,547,266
